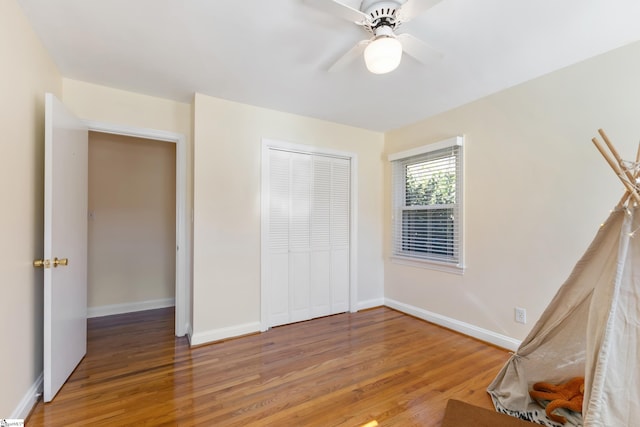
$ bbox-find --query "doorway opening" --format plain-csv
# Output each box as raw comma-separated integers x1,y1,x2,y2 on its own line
87,131,176,320
85,121,189,337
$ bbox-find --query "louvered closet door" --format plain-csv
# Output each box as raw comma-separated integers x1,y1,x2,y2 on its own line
267,149,350,327
267,149,291,327
289,152,312,323
329,158,350,313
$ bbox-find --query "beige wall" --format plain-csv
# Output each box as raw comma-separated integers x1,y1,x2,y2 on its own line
192,93,385,343
0,0,62,417
384,41,640,342
88,132,176,310
62,79,192,139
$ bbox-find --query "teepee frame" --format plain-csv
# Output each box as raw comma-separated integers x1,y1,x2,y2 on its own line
591,128,640,207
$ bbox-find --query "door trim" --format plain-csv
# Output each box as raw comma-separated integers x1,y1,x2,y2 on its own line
260,138,359,331
84,120,190,337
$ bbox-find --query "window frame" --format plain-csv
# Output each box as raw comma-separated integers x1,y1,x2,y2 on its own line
388,136,465,274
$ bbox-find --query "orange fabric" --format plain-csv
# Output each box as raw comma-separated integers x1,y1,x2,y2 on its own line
529,377,585,424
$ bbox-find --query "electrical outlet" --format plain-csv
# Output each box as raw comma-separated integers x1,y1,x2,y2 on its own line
515,307,527,324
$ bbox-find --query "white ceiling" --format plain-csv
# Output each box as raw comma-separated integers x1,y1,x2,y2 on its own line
17,0,640,132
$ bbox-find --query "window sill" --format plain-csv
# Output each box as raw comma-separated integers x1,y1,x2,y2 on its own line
390,255,465,275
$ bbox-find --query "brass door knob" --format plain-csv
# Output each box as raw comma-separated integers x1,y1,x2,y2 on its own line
53,257,69,267
33,259,51,268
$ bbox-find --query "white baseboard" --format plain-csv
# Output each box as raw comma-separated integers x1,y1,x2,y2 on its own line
12,372,42,420
384,298,521,351
190,321,262,347
357,298,385,311
88,298,175,318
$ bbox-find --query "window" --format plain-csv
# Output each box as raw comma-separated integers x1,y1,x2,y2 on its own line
389,136,464,272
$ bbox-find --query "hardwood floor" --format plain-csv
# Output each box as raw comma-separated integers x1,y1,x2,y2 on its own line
27,307,510,426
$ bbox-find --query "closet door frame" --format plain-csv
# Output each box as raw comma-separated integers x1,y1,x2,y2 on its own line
260,138,358,331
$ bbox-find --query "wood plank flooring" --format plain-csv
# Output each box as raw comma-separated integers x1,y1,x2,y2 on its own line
27,307,510,426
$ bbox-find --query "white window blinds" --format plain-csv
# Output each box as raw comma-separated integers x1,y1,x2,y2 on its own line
390,137,464,270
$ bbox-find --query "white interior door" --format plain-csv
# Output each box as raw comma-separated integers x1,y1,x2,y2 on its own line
289,152,311,323
266,149,291,327
42,93,88,402
265,147,350,327
329,158,350,314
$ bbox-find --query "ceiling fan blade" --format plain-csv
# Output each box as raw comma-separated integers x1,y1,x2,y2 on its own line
304,0,369,25
396,0,443,23
397,33,442,64
328,39,370,72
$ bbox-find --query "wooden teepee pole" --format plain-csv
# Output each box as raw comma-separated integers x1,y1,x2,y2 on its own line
617,189,631,208
598,129,637,186
592,134,640,205
616,140,640,207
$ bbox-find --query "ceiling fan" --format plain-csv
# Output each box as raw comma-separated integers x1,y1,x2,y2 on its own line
306,0,443,74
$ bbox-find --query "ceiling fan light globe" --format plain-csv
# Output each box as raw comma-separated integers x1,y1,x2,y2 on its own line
364,36,402,74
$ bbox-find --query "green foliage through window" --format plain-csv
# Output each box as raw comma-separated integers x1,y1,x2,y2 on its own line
405,165,456,206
